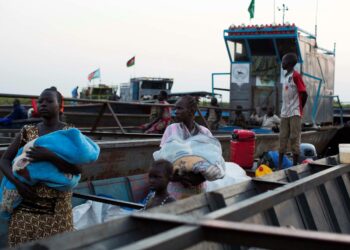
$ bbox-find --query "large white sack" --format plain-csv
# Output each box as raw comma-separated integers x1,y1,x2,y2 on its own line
206,162,251,192
154,133,225,180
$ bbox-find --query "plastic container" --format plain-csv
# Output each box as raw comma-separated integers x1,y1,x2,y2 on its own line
339,144,350,164
230,129,255,169
255,164,273,177
299,143,317,162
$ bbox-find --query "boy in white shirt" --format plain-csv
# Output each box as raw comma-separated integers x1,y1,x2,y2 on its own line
278,53,308,169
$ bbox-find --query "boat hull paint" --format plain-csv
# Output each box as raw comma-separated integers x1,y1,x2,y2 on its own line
0,127,338,182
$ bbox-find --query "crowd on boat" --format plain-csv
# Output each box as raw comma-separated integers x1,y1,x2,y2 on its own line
0,52,311,247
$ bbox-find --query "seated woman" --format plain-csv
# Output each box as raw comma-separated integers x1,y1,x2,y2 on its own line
261,106,281,130
0,99,27,125
143,160,175,210
0,87,85,247
142,91,171,134
154,95,225,199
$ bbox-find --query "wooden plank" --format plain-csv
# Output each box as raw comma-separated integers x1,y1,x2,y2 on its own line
317,184,342,233
287,169,318,230
107,102,126,134
150,180,254,216
72,192,144,209
205,164,350,221
133,212,350,249
336,176,350,222
265,208,280,226
205,192,226,212
118,226,202,250
118,214,350,250
201,219,350,250
252,178,287,192
196,106,210,129
18,217,141,250
253,178,285,227
273,199,306,229
90,103,107,132
15,163,350,250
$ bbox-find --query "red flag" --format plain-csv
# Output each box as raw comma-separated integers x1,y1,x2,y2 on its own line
126,56,135,67
88,69,100,81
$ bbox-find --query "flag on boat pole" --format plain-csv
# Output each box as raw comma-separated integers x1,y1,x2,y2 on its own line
126,56,135,67
248,0,255,19
88,69,101,82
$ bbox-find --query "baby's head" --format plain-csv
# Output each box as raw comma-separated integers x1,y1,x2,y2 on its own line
148,159,173,192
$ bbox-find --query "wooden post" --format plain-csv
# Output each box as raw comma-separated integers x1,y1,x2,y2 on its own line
197,107,210,129
107,102,126,134
90,103,107,132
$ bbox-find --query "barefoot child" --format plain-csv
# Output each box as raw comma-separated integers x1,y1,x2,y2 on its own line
144,160,175,210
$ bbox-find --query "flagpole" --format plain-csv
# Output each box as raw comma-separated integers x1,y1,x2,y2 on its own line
99,68,102,85
315,0,319,38
273,0,276,24
133,55,136,79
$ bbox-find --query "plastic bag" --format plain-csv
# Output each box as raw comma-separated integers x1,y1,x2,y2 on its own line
73,200,134,230
206,162,250,192
154,133,225,181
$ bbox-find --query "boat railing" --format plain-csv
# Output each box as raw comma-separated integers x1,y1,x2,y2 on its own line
0,93,252,135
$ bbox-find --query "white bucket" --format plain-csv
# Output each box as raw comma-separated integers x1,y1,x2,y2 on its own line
339,144,350,164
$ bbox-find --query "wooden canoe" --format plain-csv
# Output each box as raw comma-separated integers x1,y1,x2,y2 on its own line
0,128,348,249
11,156,350,250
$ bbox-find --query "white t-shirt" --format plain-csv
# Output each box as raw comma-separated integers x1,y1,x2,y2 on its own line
262,114,281,128
280,71,306,118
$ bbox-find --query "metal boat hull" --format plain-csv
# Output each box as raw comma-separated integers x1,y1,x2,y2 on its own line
0,127,338,182
11,156,350,250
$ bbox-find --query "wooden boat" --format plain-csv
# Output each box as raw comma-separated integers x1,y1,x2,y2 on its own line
0,122,347,250
0,101,152,128
9,155,350,249
0,126,339,182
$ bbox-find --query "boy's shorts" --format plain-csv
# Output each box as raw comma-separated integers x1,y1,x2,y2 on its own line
279,115,301,155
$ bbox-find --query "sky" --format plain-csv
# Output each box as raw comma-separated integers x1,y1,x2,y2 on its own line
0,0,349,101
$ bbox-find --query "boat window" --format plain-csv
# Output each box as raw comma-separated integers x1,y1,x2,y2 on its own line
276,38,298,60
166,82,173,90
236,42,243,54
248,39,275,56
141,81,167,90
227,40,249,62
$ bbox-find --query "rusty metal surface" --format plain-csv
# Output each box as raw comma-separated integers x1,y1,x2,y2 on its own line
53,128,339,181
0,128,338,182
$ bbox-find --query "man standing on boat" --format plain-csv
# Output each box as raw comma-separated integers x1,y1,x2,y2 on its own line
278,53,308,169
205,97,222,130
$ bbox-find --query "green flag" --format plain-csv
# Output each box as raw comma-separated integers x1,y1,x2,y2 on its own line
248,0,255,19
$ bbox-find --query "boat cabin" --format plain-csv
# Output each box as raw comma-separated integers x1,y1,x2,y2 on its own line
223,24,335,125
168,91,222,104
80,84,118,100
120,77,173,102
